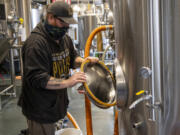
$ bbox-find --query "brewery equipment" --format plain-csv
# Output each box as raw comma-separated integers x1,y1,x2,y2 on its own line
113,0,180,135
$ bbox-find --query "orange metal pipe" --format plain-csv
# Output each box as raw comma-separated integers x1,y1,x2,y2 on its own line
84,25,113,135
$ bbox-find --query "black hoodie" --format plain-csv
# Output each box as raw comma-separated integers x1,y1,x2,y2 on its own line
18,22,79,123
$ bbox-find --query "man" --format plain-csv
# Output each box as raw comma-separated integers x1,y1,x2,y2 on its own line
18,1,98,135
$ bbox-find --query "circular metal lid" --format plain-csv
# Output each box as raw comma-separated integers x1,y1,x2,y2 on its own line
81,60,116,108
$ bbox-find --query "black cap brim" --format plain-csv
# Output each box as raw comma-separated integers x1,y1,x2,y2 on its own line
59,17,77,24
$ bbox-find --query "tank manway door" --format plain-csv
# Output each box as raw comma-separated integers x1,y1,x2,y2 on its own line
114,58,128,109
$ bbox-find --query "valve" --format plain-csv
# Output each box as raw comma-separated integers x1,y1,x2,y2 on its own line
129,90,152,109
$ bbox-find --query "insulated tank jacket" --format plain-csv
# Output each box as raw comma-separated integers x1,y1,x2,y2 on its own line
18,22,79,123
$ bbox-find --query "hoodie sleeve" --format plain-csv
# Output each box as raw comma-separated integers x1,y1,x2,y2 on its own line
23,41,51,89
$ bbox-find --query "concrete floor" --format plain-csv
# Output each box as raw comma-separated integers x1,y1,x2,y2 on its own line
0,80,114,135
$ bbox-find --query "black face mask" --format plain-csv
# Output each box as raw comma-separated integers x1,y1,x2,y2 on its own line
44,21,69,40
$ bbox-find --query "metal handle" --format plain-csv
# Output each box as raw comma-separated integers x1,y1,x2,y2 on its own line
129,94,152,110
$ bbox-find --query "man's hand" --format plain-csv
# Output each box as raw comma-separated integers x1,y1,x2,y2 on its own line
46,72,86,90
84,56,99,63
74,56,99,68
66,72,86,88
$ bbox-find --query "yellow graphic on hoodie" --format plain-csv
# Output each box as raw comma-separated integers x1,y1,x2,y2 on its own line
52,49,70,78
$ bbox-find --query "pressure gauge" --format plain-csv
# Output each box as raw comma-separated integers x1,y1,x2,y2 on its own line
139,66,152,79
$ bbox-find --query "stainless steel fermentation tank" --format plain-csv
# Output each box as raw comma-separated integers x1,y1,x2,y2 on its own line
78,15,97,50
113,0,180,135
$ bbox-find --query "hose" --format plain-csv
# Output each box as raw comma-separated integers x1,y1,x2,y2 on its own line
84,25,113,135
84,25,113,58
67,112,80,129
